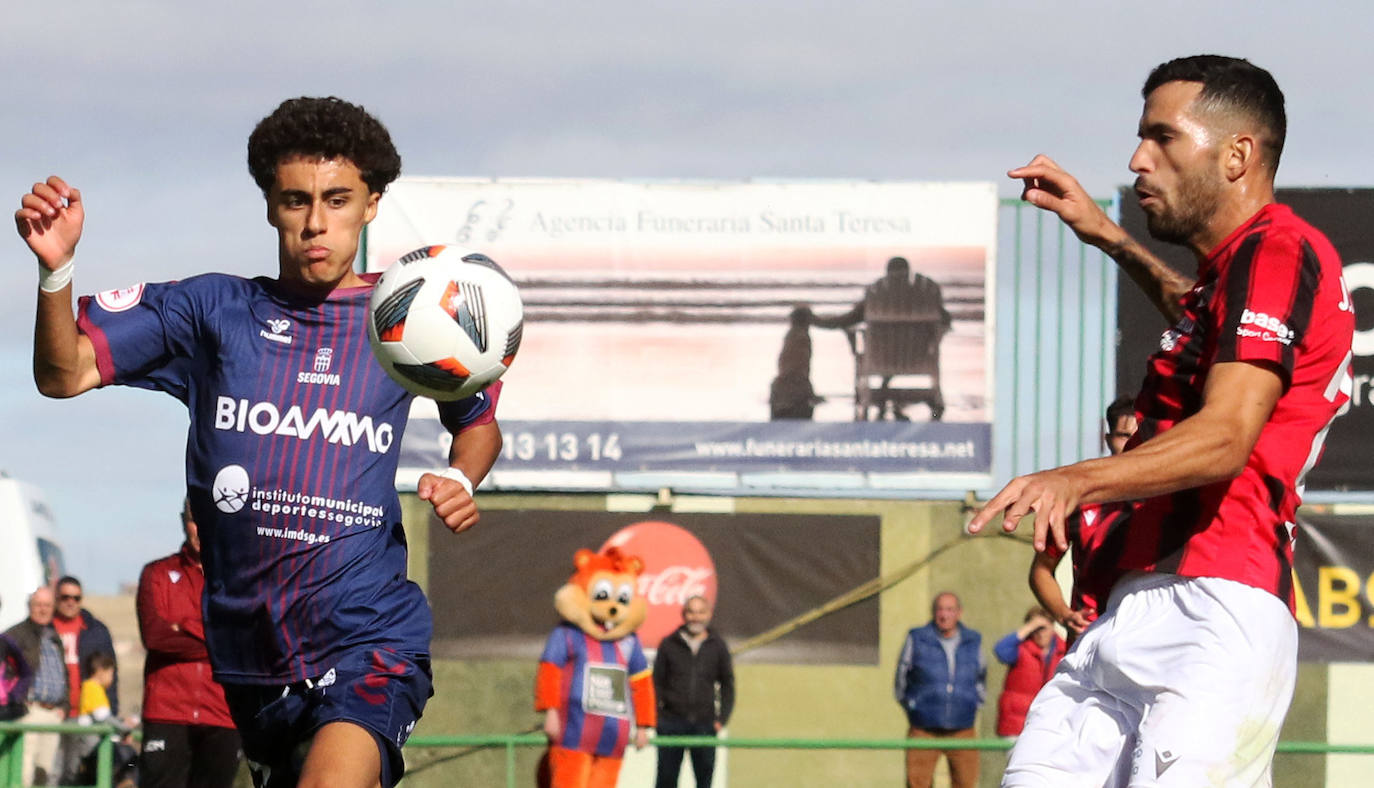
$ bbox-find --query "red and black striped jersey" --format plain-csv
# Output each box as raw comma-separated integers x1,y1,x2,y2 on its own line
1048,501,1132,618
1117,203,1354,610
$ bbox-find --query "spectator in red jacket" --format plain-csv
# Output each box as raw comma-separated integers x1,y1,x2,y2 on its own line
136,500,242,788
993,608,1066,738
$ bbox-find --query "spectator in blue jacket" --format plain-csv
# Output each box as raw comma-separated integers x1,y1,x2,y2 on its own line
894,591,985,788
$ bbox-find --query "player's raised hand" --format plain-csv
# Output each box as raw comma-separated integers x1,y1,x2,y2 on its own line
1008,155,1123,249
15,176,84,270
417,471,479,534
966,468,1082,553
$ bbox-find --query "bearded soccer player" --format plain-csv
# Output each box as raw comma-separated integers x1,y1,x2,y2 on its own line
15,97,503,788
970,56,1354,786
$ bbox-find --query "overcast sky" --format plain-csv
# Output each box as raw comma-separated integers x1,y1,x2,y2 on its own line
3,1,1372,592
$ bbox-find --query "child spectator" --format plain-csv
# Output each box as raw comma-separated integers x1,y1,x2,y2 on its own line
65,652,138,787
993,608,1066,738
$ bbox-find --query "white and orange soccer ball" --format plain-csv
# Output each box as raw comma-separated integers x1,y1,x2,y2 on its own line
367,245,523,401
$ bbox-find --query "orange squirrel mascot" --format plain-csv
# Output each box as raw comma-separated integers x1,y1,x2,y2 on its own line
535,547,656,788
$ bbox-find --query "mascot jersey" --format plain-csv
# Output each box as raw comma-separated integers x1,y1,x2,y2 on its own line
538,623,651,758
76,272,496,684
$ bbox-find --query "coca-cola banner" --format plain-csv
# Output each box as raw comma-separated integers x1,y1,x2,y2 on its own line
426,509,880,663
1294,512,1374,662
1117,188,1374,490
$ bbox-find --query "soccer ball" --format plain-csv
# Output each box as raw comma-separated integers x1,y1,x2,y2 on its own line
367,244,524,401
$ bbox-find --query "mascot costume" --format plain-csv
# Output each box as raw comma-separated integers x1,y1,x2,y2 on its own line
536,547,656,788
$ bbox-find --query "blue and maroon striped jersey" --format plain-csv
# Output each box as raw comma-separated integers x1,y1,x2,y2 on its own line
76,272,496,683
538,623,650,759
1118,204,1354,609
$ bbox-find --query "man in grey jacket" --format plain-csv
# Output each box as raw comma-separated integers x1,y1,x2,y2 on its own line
3,586,69,786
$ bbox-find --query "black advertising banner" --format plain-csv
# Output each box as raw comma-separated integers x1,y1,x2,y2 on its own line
426,510,880,664
1118,188,1374,490
1294,513,1374,662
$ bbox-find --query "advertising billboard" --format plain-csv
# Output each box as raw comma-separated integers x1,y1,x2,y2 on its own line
368,178,997,488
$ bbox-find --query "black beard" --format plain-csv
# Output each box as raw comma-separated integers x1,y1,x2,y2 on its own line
1145,169,1223,246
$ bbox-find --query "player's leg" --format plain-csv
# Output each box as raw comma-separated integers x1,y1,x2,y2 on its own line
1120,577,1297,787
298,648,432,788
905,727,940,788
137,721,192,788
297,721,382,788
945,728,980,788
1002,617,1138,788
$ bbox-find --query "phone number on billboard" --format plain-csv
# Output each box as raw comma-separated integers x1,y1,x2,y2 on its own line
501,431,623,462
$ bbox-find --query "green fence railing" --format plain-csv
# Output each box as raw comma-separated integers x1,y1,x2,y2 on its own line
5,726,1374,788
403,733,1374,788
0,721,118,788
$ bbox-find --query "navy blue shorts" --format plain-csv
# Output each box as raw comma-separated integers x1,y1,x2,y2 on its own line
222,648,433,788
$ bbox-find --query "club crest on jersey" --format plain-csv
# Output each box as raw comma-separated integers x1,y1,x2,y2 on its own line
1159,316,1194,352
260,319,293,345
298,347,341,386
95,283,146,313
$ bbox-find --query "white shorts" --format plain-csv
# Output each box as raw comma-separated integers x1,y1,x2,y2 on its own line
1002,571,1297,788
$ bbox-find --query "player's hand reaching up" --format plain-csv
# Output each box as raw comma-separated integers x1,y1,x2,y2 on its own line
417,471,479,534
967,467,1086,553
1008,155,1126,250
15,176,84,270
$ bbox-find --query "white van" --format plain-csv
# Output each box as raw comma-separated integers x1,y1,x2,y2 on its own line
0,474,66,632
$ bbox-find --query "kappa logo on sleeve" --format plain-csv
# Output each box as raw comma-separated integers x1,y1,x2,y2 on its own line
95,283,146,313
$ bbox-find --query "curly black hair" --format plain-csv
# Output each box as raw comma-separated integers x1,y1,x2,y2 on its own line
247,96,402,195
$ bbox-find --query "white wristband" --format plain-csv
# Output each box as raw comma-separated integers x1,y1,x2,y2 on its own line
38,260,74,293
439,466,474,497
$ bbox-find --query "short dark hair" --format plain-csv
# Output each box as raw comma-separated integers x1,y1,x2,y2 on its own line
1105,394,1136,427
247,97,402,196
56,576,82,590
1142,55,1286,171
86,651,116,674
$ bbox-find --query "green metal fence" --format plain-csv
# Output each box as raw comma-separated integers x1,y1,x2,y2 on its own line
401,733,1374,788
4,723,1374,787
0,721,118,788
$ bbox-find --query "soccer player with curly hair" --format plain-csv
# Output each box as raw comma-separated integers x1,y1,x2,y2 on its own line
15,97,504,788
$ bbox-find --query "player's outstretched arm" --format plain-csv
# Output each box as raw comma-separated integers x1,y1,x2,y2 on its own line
417,419,503,534
1009,155,1194,323
16,176,99,397
970,360,1281,551
1027,553,1071,628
